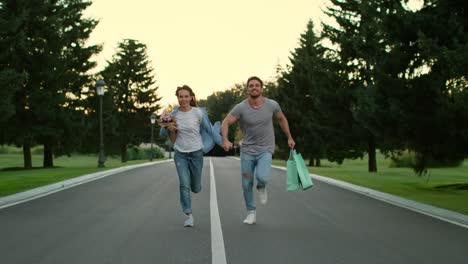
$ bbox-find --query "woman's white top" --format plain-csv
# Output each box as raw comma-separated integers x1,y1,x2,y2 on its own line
174,107,203,152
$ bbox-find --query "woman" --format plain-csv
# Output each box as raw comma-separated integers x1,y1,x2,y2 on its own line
162,85,206,227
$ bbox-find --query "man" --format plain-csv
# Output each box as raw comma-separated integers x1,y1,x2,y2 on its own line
221,76,295,225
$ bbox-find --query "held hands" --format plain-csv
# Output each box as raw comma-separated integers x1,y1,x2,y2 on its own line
222,139,233,152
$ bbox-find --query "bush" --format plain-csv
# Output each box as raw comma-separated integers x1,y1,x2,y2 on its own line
0,145,44,154
126,145,165,161
0,145,22,154
31,146,44,155
389,150,415,168
389,150,463,168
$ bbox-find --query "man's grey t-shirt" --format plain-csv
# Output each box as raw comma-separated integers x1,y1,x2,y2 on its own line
230,98,281,155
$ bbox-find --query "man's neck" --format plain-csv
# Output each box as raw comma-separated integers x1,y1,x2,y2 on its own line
248,96,265,109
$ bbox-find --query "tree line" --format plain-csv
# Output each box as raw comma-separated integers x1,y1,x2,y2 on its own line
0,0,160,168
1,0,467,174
201,0,468,174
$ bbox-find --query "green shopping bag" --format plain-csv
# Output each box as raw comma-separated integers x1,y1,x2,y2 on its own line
286,149,299,191
293,151,313,190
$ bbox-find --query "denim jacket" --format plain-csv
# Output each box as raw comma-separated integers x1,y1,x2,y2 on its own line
159,107,222,154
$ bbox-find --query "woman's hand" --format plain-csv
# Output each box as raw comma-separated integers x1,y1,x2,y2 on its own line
167,121,177,133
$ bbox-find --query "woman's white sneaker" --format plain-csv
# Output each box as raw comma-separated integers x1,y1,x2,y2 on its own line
243,210,256,224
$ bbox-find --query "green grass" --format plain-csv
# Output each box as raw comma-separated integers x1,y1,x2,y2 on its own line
0,154,159,197
274,154,468,215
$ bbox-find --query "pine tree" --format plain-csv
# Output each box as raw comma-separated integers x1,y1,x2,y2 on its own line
323,0,468,173
386,0,468,172
322,0,408,172
101,39,161,162
276,20,366,165
0,0,101,168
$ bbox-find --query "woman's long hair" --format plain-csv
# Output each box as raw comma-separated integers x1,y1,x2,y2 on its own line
175,85,198,107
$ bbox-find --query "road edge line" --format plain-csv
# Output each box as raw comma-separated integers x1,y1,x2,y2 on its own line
0,160,172,209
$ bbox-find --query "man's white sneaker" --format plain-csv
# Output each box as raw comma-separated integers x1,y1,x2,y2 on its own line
258,187,268,205
243,210,256,225
184,214,194,227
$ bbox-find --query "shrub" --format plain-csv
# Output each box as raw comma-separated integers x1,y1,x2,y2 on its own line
126,146,164,161
0,145,44,154
389,150,463,168
0,145,22,154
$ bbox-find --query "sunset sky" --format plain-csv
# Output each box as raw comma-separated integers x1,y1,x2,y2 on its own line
85,0,423,107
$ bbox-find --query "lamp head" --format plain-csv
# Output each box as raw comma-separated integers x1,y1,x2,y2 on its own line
95,79,106,96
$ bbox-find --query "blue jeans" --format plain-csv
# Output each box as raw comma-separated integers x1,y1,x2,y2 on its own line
174,149,204,214
240,151,272,211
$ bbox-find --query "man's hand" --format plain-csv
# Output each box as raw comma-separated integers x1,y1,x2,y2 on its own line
288,137,295,149
221,114,237,152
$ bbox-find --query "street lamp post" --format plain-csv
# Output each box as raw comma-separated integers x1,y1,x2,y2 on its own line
150,114,156,161
96,79,106,168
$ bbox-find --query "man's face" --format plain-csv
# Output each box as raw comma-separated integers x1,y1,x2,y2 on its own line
247,80,262,98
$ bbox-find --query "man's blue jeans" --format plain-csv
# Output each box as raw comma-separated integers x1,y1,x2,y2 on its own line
174,149,204,214
240,151,272,211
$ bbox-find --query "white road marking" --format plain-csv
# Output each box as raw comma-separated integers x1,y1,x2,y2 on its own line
210,158,227,264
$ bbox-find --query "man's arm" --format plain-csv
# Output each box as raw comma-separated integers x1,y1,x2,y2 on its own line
276,111,295,148
221,114,237,151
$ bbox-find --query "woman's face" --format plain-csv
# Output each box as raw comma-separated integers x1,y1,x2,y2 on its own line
177,89,192,107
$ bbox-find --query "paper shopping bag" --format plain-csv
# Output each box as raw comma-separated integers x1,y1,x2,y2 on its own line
293,151,313,190
286,150,299,191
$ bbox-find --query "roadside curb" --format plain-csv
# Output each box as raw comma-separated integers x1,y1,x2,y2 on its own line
0,160,173,210
272,165,468,229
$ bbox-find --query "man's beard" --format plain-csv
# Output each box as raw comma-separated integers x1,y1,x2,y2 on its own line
250,92,260,99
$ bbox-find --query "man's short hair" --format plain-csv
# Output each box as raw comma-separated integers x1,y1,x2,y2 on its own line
247,76,263,88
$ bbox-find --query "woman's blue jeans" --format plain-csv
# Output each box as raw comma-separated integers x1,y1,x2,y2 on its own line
240,151,272,211
174,149,204,214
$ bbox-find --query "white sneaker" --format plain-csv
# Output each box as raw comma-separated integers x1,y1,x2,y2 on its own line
258,187,268,205
243,210,256,225
184,214,194,227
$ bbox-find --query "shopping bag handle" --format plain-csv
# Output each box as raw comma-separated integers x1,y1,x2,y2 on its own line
289,148,296,160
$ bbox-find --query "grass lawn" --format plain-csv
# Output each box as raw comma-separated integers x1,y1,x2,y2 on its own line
273,154,468,215
0,154,158,197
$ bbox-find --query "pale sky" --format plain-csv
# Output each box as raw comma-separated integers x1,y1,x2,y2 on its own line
85,0,423,107
85,0,329,107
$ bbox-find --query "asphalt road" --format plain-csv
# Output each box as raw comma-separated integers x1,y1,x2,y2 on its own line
1,157,467,264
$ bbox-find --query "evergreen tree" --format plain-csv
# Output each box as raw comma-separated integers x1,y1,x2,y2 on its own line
322,0,407,172
101,39,161,162
0,0,101,168
276,20,366,165
382,0,468,172
276,20,324,162
324,0,468,173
